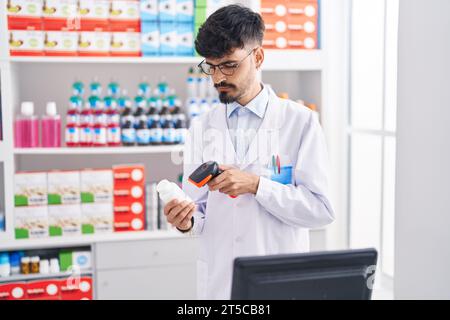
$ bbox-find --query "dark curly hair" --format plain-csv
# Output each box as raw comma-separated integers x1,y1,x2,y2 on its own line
195,4,265,58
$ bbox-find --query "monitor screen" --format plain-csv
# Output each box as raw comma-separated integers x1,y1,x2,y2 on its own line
231,248,378,300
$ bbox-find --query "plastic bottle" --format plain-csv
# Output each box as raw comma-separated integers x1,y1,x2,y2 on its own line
187,67,197,99
187,98,200,119
107,80,120,99
149,114,163,145
14,102,39,148
162,114,176,145
156,179,191,205
79,102,93,147
157,76,169,98
9,252,22,275
138,77,151,98
199,99,210,115
41,102,61,148
118,89,132,113
93,102,107,147
106,99,121,147
39,259,50,275
0,253,10,277
50,258,60,274
121,105,136,146
133,99,147,129
30,256,40,274
174,113,187,144
72,80,84,96
20,256,30,274
136,115,150,146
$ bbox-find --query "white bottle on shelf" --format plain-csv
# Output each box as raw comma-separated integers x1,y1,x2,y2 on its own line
156,179,191,205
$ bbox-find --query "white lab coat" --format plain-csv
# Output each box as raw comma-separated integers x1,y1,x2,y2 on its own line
182,87,335,300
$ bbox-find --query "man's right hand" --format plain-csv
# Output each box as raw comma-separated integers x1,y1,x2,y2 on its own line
164,199,196,231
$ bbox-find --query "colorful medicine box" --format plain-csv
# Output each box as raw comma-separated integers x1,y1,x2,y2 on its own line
140,0,159,21
141,21,160,55
80,169,113,204
14,172,47,207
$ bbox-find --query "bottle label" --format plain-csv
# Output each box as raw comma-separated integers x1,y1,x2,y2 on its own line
121,128,136,144
65,127,79,144
107,127,121,144
80,114,93,125
176,128,187,144
137,129,150,144
93,127,107,145
66,114,79,125
150,128,163,143
80,126,92,143
108,113,120,126
163,128,176,143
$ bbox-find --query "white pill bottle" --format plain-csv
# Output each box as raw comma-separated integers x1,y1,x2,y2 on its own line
156,179,191,205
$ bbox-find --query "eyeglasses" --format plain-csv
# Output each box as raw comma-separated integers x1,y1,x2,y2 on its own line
197,47,258,76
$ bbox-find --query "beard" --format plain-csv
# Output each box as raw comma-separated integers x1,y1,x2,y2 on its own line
215,82,240,104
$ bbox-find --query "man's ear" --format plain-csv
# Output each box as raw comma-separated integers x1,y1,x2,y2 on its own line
255,47,264,69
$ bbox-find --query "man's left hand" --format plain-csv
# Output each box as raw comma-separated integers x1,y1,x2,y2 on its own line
207,165,260,197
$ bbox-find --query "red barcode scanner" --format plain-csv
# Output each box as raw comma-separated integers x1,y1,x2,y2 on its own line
188,161,237,198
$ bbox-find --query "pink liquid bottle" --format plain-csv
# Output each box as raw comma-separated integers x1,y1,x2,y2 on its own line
41,102,61,148
106,100,121,147
14,101,39,148
79,102,93,147
93,103,107,147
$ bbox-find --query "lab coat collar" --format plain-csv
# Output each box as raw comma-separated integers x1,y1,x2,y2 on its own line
226,84,269,119
209,86,284,170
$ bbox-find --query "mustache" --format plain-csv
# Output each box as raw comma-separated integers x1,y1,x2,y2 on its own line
214,82,236,89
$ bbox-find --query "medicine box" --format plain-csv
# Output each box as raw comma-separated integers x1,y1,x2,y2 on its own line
42,0,79,30
176,0,194,23
72,251,92,270
26,280,61,300
59,277,93,300
78,0,110,30
43,30,78,56
48,204,82,237
77,30,111,56
110,31,142,56
81,202,113,234
159,0,176,22
47,171,81,205
176,22,194,56
140,0,159,21
80,169,113,204
14,206,49,239
110,0,141,31
0,282,28,300
7,0,43,28
159,22,177,55
141,21,160,55
15,172,47,207
9,29,45,56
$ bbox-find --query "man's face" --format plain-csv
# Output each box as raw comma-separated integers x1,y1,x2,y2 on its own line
205,47,258,104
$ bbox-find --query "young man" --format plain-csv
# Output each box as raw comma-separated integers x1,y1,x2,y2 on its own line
163,5,335,299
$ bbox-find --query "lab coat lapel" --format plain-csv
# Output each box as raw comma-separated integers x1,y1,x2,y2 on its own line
239,88,284,171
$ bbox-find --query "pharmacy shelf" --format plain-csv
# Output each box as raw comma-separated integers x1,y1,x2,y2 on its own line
14,145,184,155
0,230,184,251
0,270,93,284
9,56,203,64
7,50,324,71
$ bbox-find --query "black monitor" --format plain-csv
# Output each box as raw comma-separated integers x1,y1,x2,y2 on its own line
231,248,378,300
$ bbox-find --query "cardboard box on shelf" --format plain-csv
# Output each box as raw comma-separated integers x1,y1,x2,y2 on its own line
14,172,47,207
14,206,49,239
114,201,144,216
72,251,92,270
176,22,194,56
140,0,159,22
80,169,113,204
113,185,145,202
78,0,110,30
141,21,160,56
26,280,61,300
110,30,142,56
0,282,28,300
59,277,93,300
159,0,177,22
42,0,79,30
114,213,145,232
81,202,113,234
43,30,78,56
8,29,45,56
113,164,145,185
110,0,141,31
176,0,194,23
6,0,43,29
159,21,177,56
77,30,111,56
47,171,81,205
48,204,82,237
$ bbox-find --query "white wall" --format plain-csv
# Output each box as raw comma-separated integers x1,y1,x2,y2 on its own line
395,0,450,299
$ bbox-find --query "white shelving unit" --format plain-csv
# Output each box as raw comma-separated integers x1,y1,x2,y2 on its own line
0,0,348,299
0,270,93,283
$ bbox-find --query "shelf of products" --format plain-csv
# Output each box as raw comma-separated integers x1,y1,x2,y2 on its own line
14,145,184,155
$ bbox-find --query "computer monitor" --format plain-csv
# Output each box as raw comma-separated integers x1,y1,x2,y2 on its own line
231,248,378,300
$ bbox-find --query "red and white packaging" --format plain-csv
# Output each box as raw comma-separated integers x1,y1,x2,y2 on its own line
109,0,141,31
0,282,28,300
44,29,78,56
113,164,145,232
59,276,93,300
9,27,44,56
77,29,111,56
26,280,61,300
78,0,110,30
110,30,141,57
7,0,43,29
42,0,79,31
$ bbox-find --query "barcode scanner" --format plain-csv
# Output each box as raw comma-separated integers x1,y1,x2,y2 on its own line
188,161,237,198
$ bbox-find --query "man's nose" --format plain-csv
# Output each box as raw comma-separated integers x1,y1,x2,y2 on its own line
211,72,226,85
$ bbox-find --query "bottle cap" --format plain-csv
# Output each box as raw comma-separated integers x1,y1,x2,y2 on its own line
31,256,40,263
46,102,57,116
21,102,34,116
21,256,30,263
